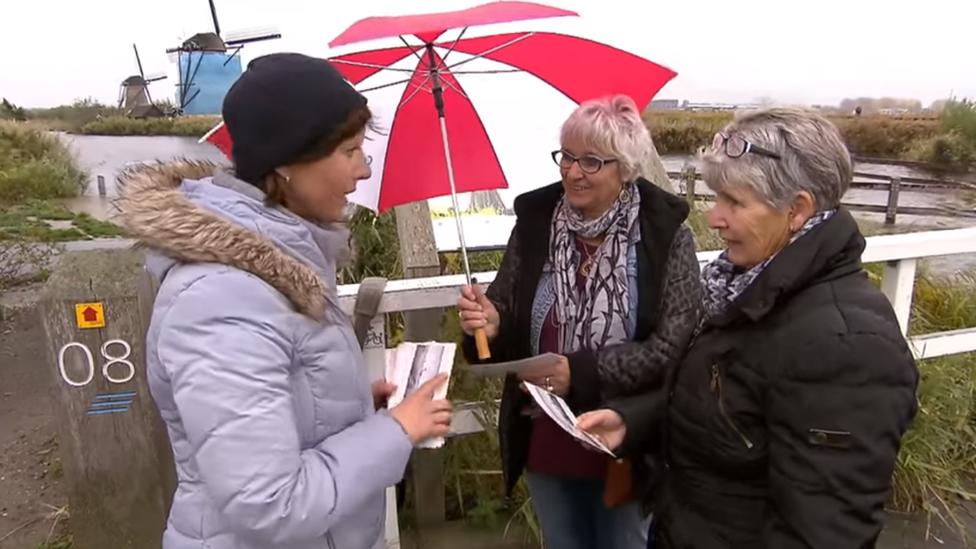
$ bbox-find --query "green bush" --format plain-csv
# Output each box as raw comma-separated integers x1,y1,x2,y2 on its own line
940,98,976,143
0,121,86,203
905,131,976,165
905,99,976,165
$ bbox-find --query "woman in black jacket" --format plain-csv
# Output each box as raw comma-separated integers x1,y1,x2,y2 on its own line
456,94,702,549
579,106,920,548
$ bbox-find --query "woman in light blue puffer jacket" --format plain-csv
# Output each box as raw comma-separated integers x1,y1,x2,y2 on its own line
117,53,453,549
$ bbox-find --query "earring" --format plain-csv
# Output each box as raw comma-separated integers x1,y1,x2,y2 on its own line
619,186,632,202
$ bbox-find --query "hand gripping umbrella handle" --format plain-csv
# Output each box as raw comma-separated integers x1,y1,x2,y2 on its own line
474,327,491,360
469,277,491,360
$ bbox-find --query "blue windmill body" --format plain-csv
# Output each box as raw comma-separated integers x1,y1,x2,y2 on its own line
166,1,281,116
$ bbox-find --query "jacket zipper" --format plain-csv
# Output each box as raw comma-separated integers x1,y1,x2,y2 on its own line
710,364,754,449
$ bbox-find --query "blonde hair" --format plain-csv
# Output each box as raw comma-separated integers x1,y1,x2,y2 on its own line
560,94,655,182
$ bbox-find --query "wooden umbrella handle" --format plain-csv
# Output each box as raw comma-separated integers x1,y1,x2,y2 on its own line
474,327,491,360
469,277,491,360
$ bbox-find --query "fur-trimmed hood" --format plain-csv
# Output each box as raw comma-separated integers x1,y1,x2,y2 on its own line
116,160,350,320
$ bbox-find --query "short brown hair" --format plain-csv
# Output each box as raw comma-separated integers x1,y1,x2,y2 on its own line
264,105,374,208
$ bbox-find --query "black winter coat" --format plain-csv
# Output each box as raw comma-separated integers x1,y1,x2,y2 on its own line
462,178,702,502
614,208,920,548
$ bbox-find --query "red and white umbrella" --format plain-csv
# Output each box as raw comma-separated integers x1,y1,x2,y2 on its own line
202,2,677,214
201,2,677,360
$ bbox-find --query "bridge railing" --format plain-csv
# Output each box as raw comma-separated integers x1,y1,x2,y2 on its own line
334,227,976,548
670,169,976,225
38,228,976,548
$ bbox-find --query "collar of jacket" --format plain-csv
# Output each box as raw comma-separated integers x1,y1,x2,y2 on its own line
714,207,866,325
115,159,336,321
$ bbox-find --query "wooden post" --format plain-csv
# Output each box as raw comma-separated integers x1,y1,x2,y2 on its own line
639,136,676,194
97,175,107,197
682,166,698,203
394,201,448,528
39,249,175,549
885,176,902,226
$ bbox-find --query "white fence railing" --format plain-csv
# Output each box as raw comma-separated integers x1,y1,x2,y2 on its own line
336,227,976,548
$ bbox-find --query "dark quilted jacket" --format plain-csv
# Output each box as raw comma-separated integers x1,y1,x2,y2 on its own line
613,208,920,548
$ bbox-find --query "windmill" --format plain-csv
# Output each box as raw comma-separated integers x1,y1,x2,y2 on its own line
119,44,168,119
165,0,281,116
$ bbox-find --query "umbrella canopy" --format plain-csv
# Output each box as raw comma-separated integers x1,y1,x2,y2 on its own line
201,2,678,212
328,1,578,47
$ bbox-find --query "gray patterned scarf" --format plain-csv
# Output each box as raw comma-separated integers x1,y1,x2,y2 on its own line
550,183,641,353
700,209,837,321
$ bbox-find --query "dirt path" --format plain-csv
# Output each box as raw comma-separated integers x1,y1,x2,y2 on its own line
0,289,68,548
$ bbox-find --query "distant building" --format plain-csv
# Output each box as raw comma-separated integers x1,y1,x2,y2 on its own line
878,108,910,116
648,99,680,111
680,101,761,112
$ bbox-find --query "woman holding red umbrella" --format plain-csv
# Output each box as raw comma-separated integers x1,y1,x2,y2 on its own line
458,94,701,549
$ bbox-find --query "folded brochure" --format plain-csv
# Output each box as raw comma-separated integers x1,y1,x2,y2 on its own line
522,382,616,457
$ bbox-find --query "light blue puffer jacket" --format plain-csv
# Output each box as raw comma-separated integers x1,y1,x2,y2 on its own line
118,161,413,549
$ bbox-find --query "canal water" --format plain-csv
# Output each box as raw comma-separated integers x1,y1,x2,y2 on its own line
56,133,975,274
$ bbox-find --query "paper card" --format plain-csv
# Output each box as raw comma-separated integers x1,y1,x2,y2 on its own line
467,352,562,378
384,341,456,449
523,382,616,457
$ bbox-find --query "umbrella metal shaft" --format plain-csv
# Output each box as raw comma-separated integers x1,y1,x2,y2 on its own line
437,117,474,285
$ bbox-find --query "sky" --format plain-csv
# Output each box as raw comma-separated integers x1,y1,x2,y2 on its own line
1,0,973,109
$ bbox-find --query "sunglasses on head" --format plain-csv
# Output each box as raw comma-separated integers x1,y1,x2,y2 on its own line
711,132,781,160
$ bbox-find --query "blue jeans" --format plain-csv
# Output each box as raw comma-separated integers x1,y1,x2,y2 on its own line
526,472,650,549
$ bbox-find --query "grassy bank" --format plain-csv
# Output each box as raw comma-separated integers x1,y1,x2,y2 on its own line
75,111,942,160
339,205,975,542
72,110,974,166
0,121,121,289
889,268,976,527
23,98,124,133
647,99,976,166
0,200,121,242
18,98,974,166
646,111,942,160
77,115,220,138
17,98,219,137
0,122,86,203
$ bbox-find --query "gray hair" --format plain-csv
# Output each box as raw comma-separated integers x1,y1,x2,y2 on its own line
560,94,655,183
700,106,853,210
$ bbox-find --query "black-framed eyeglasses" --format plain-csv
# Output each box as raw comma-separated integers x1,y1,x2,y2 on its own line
711,132,781,160
551,150,617,174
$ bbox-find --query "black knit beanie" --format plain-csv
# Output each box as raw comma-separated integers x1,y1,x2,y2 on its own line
222,52,367,188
